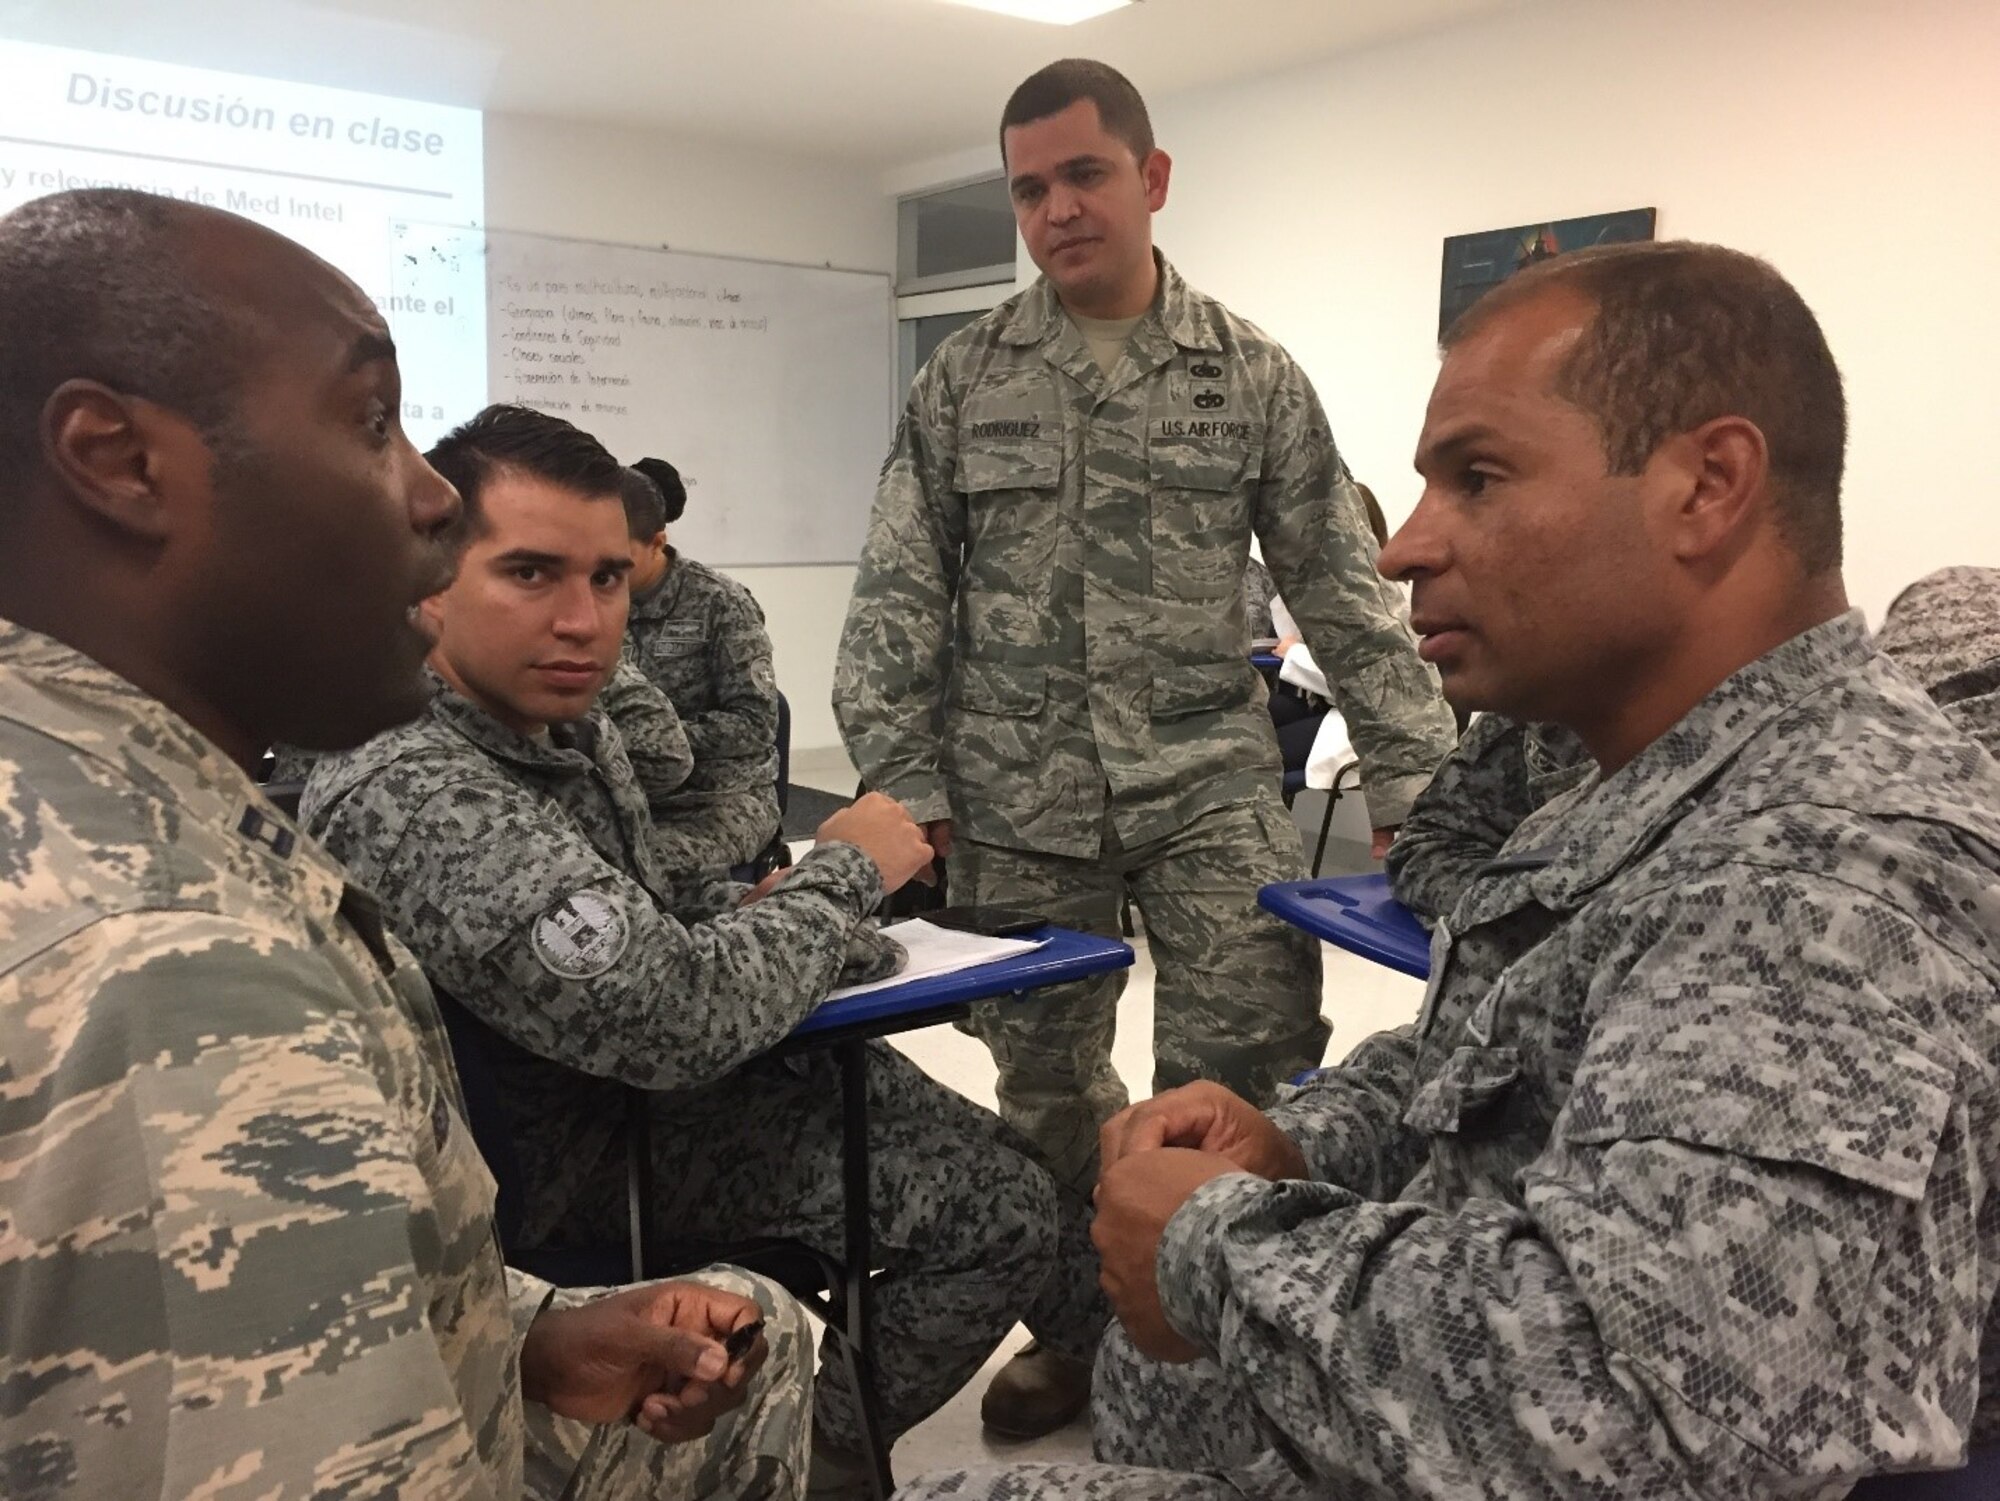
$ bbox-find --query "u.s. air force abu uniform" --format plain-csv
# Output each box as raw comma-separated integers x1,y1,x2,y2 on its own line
0,623,809,1501
901,611,2000,1499
836,253,1456,1192
300,679,1108,1458
624,552,783,871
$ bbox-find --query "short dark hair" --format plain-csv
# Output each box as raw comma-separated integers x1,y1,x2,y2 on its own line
0,189,259,486
1000,59,1154,163
632,456,687,525
618,465,666,541
424,403,624,535
1444,240,1846,574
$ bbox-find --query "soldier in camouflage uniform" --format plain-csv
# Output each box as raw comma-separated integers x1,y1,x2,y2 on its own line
1389,567,2000,924
301,404,1108,1495
836,55,1451,1212
1383,714,1590,921
895,246,2000,1498
837,61,1454,1431
1875,565,2000,756
0,191,808,1500
619,459,784,873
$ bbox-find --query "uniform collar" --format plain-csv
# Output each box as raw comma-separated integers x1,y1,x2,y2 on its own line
628,548,682,619
1462,610,1876,920
426,672,608,779
0,618,350,924
997,250,1223,357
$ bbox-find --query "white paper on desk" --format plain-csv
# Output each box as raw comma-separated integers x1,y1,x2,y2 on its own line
819,919,1047,1003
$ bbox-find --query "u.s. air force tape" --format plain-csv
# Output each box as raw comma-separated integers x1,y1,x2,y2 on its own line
531,890,631,980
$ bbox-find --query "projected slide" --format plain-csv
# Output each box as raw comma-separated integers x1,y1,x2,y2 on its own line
0,39,486,447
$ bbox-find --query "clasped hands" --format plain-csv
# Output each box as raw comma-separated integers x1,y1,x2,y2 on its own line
520,1279,769,1445
1090,1081,1308,1363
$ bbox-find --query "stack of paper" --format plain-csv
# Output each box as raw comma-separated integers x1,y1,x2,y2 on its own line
821,918,1047,1002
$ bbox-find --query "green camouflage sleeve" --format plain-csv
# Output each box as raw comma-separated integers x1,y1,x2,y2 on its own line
688,582,780,767
1159,875,1986,1494
598,661,694,809
1,915,518,1499
330,775,882,1091
834,366,967,822
1254,358,1456,827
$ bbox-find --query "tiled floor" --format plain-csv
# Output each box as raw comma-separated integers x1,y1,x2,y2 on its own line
779,757,1427,1478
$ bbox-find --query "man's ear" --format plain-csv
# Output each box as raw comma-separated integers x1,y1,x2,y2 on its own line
1660,415,1770,565
418,591,447,642
1143,149,1172,213
41,382,201,544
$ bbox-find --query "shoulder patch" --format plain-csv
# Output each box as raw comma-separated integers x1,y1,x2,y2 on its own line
531,890,631,980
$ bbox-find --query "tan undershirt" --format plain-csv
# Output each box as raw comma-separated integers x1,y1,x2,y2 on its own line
1067,309,1145,377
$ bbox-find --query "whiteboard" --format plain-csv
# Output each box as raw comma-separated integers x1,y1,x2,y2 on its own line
392,225,894,566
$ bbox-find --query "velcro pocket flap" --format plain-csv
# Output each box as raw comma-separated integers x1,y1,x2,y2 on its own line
1562,984,1956,1200
1148,440,1255,492
953,659,1048,715
1150,663,1254,721
959,440,1060,494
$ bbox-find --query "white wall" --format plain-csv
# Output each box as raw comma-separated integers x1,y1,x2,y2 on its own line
1132,0,2000,624
485,112,895,751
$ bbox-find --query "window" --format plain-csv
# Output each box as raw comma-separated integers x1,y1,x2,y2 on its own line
895,174,1017,393
896,174,1015,296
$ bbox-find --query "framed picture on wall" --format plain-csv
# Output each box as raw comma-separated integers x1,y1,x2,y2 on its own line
1438,208,1657,339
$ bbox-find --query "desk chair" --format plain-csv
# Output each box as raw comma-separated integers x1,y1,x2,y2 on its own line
1281,760,1362,879
262,781,306,820
1847,1454,2000,1497
774,688,791,820
735,688,795,883
431,987,893,1490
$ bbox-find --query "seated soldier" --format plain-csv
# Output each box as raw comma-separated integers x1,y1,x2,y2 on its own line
619,457,785,873
1873,564,2000,753
898,241,2000,1499
0,189,808,1501
300,403,1106,1497
1391,564,2000,923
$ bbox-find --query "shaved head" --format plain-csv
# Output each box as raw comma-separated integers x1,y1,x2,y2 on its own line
0,188,460,768
0,188,355,489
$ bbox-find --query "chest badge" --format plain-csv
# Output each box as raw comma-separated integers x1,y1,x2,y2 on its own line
1187,356,1228,412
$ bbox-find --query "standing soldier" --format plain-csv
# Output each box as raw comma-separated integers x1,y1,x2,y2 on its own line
835,60,1454,1432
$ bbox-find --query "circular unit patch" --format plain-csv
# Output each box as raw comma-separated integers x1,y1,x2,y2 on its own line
531,890,631,980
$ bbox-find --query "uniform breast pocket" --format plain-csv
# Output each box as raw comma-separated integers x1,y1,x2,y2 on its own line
958,439,1062,588
1147,441,1256,599
944,658,1049,787
644,628,708,699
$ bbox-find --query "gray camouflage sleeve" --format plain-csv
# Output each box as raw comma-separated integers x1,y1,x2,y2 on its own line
2,920,513,1498
1254,356,1456,827
372,779,883,1089
688,585,780,765
833,366,966,822
1157,880,1984,1494
598,660,695,809
1263,1024,1431,1197
1384,713,1534,921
